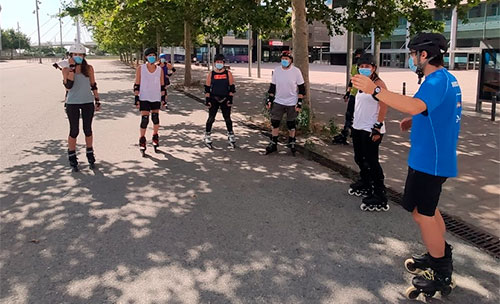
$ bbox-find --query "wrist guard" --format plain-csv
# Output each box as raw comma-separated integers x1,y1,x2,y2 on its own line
229,84,236,93
205,97,211,106
133,84,140,93
204,85,211,94
134,95,140,105
161,95,166,102
227,95,233,104
91,82,98,91
296,98,303,109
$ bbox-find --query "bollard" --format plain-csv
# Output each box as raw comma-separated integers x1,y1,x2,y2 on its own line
402,82,406,96
492,95,497,122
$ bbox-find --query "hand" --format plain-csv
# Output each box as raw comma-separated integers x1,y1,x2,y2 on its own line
266,102,271,110
68,57,75,65
135,103,140,109
400,117,413,132
371,133,381,142
295,106,302,113
95,102,102,112
351,74,377,95
343,92,350,103
161,101,167,110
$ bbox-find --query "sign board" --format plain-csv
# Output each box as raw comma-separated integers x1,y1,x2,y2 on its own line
269,41,284,47
478,48,500,101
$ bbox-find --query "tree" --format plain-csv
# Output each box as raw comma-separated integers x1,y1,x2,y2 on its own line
1,28,31,59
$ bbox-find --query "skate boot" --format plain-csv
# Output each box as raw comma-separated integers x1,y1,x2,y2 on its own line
360,189,390,211
405,243,453,275
152,134,160,153
287,136,297,156
227,131,236,148
139,136,147,157
204,132,213,149
86,147,96,169
68,150,79,172
406,254,455,300
265,136,278,155
348,180,372,197
332,129,349,145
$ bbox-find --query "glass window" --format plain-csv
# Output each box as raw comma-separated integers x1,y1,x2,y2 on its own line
487,3,499,16
468,4,483,18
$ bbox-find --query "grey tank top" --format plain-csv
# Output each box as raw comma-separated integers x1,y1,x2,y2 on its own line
66,73,94,104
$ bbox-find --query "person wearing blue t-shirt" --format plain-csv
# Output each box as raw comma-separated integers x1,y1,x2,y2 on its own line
352,33,461,299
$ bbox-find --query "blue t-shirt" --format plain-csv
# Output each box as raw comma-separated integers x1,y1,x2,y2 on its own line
409,68,462,177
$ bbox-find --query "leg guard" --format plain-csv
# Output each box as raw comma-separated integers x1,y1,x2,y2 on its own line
151,112,159,125
271,119,281,129
286,120,296,131
140,115,149,129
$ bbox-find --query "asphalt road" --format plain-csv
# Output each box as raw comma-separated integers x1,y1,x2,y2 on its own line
0,60,498,304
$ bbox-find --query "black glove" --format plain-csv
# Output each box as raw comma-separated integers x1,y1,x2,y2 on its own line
296,98,303,109
134,95,140,106
343,92,350,100
205,97,211,106
227,95,233,105
370,122,383,141
52,63,60,70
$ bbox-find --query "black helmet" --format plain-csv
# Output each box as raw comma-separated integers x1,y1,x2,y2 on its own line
143,47,157,57
408,33,448,57
281,50,293,62
354,48,365,57
214,54,225,62
357,53,376,66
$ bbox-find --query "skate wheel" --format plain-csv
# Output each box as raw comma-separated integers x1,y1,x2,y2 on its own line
404,259,419,274
441,285,452,297
382,204,390,211
89,163,95,170
424,290,436,298
354,191,362,197
405,286,420,300
360,204,368,211
348,189,355,195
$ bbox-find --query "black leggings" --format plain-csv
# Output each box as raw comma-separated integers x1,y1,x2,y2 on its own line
342,95,355,136
206,99,233,133
66,103,95,138
352,128,385,190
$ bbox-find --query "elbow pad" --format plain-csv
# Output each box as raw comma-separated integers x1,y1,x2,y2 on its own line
298,84,306,95
204,85,211,94
229,84,236,93
133,84,140,93
90,82,98,91
64,79,74,89
268,83,276,95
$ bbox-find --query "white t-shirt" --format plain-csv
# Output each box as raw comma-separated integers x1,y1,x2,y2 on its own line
272,65,305,106
353,92,386,134
139,64,162,102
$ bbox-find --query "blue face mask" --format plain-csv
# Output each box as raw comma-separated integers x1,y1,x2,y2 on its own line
160,58,166,63
408,57,418,73
358,68,372,77
215,63,224,70
73,56,83,64
147,56,156,64
281,59,290,68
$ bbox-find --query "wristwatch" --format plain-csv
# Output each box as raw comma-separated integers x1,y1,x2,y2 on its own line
372,86,381,101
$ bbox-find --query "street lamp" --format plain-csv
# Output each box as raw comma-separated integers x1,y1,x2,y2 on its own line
35,0,42,64
0,4,3,54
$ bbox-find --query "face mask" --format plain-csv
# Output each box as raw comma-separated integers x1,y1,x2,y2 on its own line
160,58,166,63
147,56,156,64
281,59,290,68
358,68,372,77
215,63,224,70
408,57,418,73
73,56,83,64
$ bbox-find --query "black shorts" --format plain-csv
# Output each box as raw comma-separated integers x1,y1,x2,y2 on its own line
402,167,447,216
139,100,161,111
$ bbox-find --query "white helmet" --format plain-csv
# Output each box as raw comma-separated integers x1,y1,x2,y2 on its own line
69,44,86,54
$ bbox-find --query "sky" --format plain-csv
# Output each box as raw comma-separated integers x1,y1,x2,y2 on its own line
0,0,93,46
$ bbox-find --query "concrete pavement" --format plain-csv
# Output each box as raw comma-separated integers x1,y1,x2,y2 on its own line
185,62,500,238
0,59,499,304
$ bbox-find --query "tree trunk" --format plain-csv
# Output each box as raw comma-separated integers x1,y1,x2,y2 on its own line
10,49,14,60
184,19,192,86
291,0,312,129
374,40,381,72
156,28,161,52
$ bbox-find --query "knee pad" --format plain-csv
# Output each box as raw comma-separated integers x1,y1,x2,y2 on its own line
69,129,79,139
151,112,159,125
286,120,296,130
140,115,149,129
271,119,281,128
